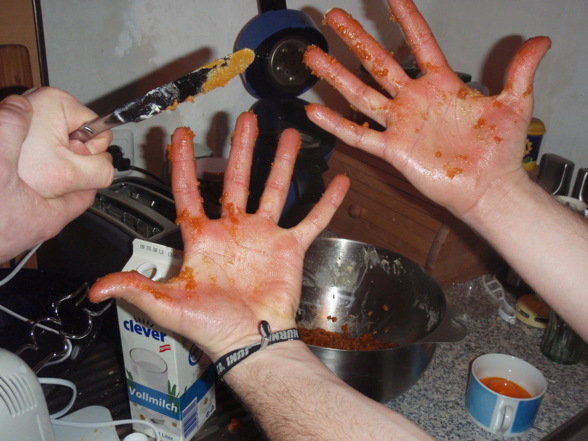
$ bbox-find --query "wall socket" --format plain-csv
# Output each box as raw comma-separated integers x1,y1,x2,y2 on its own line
110,129,134,177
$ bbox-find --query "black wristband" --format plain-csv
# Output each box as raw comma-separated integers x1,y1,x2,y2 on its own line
215,320,301,380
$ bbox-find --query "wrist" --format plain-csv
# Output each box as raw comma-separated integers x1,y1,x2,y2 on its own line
223,339,335,386
213,320,302,379
459,169,535,236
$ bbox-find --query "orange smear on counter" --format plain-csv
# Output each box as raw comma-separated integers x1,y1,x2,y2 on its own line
228,418,244,433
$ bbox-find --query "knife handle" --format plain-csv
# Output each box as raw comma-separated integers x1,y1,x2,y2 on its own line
69,113,122,142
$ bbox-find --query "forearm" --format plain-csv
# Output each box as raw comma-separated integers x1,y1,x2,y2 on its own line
463,172,588,339
224,340,434,441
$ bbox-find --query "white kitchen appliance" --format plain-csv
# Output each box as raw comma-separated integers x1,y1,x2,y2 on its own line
0,348,56,441
0,348,148,441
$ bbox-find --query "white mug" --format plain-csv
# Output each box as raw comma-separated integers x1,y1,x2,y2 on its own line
466,353,547,437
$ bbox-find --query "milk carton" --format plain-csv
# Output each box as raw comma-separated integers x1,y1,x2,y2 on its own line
116,239,216,441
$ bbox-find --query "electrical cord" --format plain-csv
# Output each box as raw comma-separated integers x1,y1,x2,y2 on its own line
0,242,55,332
130,165,164,184
108,145,164,184
43,376,161,441
0,242,42,287
39,377,77,419
0,243,75,369
51,418,161,441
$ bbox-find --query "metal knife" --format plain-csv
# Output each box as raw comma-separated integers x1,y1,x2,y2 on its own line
69,48,255,142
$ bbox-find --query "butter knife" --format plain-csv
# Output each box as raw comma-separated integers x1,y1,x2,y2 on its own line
70,48,255,142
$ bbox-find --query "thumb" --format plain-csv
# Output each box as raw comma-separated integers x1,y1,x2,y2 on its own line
503,36,551,99
89,271,176,324
0,95,33,164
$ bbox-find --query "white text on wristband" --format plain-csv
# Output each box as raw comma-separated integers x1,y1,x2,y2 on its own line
215,321,300,380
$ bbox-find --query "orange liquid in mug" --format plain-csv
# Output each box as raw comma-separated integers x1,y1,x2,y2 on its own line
480,377,532,399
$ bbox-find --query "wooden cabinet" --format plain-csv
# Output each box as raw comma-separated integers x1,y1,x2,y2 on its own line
324,143,505,287
0,0,46,95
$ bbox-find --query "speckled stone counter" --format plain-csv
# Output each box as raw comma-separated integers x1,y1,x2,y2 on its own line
386,276,588,440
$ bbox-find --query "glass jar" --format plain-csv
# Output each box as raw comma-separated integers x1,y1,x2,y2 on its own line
540,310,586,365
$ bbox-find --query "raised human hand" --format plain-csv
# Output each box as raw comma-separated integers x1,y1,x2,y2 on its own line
304,0,551,219
89,112,349,361
0,88,113,262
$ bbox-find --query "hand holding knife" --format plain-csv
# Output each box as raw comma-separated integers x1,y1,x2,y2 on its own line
69,48,255,142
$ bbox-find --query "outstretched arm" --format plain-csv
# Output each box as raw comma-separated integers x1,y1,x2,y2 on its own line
89,112,434,441
304,1,588,340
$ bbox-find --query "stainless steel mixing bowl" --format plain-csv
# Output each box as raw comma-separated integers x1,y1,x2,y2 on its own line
297,238,465,403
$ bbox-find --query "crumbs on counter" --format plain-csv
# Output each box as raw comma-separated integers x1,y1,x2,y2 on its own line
228,418,244,433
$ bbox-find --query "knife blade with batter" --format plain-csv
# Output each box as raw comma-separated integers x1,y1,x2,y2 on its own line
70,48,255,142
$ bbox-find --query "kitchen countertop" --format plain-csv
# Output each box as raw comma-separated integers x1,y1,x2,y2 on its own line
387,275,588,440
50,275,588,440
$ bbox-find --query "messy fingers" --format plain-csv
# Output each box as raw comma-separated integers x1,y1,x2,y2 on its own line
304,45,390,128
89,272,179,327
387,0,448,74
322,8,408,96
171,127,205,221
222,112,257,212
306,103,388,159
257,128,300,222
292,174,349,249
502,36,551,102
